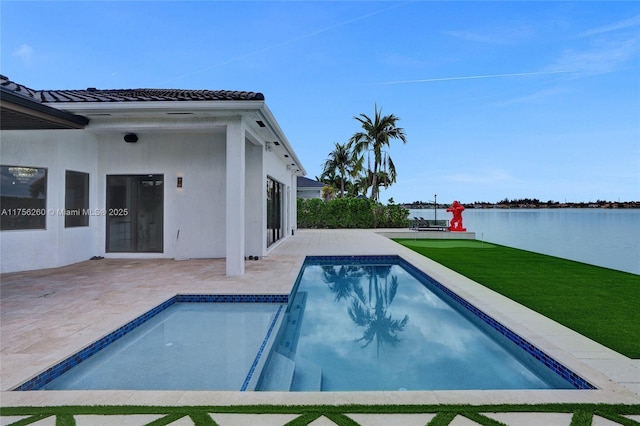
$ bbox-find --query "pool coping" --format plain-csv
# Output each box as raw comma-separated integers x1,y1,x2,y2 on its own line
1,228,638,406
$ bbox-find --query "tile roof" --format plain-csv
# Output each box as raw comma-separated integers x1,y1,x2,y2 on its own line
1,75,39,101
297,176,325,188
1,75,89,130
1,75,265,103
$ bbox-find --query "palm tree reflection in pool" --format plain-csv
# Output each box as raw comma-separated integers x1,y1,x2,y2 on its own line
324,265,409,358
321,265,364,301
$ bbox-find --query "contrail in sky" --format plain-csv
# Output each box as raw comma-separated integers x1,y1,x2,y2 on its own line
373,70,575,85
162,2,409,85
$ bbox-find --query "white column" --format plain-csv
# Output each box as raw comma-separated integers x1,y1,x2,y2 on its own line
226,118,245,275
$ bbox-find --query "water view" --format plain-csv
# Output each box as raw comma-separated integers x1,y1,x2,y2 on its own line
409,208,639,275
257,259,576,391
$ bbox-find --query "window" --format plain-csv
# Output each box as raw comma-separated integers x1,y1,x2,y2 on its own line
1,165,47,230
65,171,89,227
267,177,283,247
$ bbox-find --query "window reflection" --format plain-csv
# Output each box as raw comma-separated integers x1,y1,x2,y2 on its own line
1,165,47,230
65,171,89,227
267,177,283,247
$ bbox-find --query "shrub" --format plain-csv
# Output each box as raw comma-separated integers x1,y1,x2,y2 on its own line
297,198,409,228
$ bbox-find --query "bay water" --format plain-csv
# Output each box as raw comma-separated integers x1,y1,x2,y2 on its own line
408,208,639,275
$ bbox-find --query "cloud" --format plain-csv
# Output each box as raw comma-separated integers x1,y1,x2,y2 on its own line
494,87,570,107
577,14,640,38
372,70,575,86
546,38,638,76
12,44,34,65
443,22,534,45
163,2,409,85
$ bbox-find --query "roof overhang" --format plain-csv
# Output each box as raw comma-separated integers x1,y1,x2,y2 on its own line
54,99,306,176
0,89,89,130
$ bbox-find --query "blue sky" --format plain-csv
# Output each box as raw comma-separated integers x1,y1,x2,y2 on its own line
2,1,639,204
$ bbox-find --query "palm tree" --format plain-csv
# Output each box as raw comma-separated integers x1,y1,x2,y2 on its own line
321,142,358,198
350,173,371,198
348,105,407,202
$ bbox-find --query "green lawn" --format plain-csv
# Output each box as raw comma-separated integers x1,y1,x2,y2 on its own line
394,239,640,358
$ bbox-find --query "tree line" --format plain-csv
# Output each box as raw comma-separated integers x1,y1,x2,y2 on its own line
317,104,406,203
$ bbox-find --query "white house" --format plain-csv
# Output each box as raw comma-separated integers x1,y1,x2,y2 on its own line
0,75,305,275
296,176,324,199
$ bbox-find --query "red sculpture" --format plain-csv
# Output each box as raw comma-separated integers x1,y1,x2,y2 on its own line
447,200,467,232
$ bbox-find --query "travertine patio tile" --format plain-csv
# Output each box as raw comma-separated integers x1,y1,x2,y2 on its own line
66,390,137,405
306,416,339,426
124,391,186,406
346,413,436,426
1,416,30,426
16,417,56,425
165,417,195,425
1,229,638,410
75,414,165,425
592,415,630,425
448,415,483,425
209,413,299,426
483,412,573,425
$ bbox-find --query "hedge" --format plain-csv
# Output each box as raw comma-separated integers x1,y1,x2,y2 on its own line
297,198,410,228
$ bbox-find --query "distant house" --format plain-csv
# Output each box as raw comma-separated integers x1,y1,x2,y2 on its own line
0,75,305,275
296,176,324,199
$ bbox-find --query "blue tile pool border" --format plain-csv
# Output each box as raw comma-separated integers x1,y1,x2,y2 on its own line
240,305,285,391
13,294,288,391
302,255,596,390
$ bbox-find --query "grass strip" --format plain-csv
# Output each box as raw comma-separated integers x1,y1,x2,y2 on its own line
2,405,640,426
2,404,639,416
462,412,507,426
394,238,640,358
283,413,320,426
427,412,457,426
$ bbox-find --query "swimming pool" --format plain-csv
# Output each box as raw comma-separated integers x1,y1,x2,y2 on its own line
15,295,287,391
14,257,594,391
256,256,594,391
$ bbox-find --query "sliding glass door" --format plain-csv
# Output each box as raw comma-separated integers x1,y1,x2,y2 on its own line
106,175,163,252
267,177,283,247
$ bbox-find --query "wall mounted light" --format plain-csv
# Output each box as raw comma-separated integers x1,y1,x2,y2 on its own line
124,133,138,143
177,177,183,188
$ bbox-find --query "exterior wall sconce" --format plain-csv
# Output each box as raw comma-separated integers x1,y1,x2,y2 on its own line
265,142,273,152
177,177,183,188
124,133,138,143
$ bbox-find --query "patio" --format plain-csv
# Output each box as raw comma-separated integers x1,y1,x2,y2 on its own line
1,229,638,423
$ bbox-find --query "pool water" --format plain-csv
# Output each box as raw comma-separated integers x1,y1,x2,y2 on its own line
43,302,283,390
20,258,592,392
256,257,580,391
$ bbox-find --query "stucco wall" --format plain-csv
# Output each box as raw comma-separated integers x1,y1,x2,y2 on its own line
245,140,265,257
1,130,98,273
1,123,298,273
96,130,227,260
